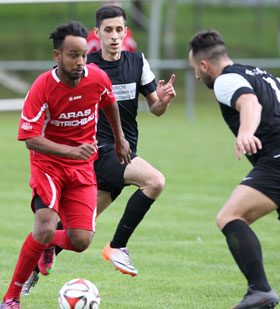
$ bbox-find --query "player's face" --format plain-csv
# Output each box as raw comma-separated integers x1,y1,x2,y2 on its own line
54,35,88,82
189,50,215,89
96,16,127,58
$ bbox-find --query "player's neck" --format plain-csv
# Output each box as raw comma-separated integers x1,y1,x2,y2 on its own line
101,49,121,62
213,58,233,80
56,68,83,87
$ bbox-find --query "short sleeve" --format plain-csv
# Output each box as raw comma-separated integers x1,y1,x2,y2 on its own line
141,53,155,86
99,72,116,108
214,73,255,108
18,75,48,140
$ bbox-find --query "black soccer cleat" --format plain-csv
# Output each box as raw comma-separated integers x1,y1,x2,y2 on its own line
231,287,279,309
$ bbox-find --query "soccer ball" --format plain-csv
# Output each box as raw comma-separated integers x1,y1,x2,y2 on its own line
58,278,101,309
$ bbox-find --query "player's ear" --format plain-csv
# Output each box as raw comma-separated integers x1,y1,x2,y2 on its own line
124,26,127,37
200,59,209,73
53,49,61,62
94,27,100,39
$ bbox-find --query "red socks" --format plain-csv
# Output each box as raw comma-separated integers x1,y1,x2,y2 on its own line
48,230,83,252
4,233,48,300
3,230,84,300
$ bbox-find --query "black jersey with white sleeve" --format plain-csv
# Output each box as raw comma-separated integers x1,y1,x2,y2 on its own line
87,50,157,153
214,63,280,164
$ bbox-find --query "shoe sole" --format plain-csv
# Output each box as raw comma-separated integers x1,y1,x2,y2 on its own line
232,299,278,309
261,300,279,309
102,251,137,277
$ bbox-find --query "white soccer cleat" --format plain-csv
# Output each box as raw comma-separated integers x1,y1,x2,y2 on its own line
102,242,138,276
21,270,39,296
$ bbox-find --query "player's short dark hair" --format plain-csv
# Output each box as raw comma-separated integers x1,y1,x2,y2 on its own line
95,5,127,28
49,21,89,50
188,30,228,62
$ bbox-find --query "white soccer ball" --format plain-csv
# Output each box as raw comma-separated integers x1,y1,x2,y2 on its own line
58,278,101,309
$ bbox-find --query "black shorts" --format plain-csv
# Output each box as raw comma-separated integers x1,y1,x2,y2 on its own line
94,144,137,201
240,153,280,217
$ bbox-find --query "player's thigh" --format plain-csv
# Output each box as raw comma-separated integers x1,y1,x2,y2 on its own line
217,184,277,229
97,189,112,216
33,207,58,244
124,156,164,188
60,169,97,232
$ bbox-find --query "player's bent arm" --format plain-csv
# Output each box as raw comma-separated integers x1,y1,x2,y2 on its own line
146,91,165,116
102,102,131,164
25,136,97,161
146,74,176,116
235,93,262,159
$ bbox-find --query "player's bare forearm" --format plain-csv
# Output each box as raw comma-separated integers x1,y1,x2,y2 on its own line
149,98,172,116
25,136,97,160
235,94,262,159
102,103,131,164
102,102,125,142
147,74,176,116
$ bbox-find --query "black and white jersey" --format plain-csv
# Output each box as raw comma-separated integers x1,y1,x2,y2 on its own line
87,50,157,153
214,63,280,165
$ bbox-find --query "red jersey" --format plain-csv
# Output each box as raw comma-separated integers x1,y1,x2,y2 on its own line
18,64,116,169
87,28,137,54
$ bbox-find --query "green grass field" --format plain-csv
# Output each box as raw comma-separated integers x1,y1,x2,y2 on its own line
1,101,279,308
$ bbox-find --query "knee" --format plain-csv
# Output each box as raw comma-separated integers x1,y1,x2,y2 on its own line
69,231,94,252
147,171,165,197
216,209,241,231
33,223,56,244
216,211,226,231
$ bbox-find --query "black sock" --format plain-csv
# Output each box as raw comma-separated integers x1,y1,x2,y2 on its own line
222,219,270,292
55,221,64,256
110,189,154,248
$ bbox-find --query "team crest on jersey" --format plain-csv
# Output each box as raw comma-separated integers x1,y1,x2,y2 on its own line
69,95,82,101
21,122,32,130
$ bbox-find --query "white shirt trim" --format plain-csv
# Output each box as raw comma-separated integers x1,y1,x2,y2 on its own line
21,103,49,122
141,53,155,86
214,73,253,107
52,69,60,83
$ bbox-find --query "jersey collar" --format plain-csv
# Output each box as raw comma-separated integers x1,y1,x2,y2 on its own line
51,66,88,83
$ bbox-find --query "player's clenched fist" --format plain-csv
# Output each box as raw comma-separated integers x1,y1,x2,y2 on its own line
70,141,98,160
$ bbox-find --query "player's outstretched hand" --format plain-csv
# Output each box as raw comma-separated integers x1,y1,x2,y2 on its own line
114,137,131,165
70,141,98,160
235,133,262,160
157,74,176,106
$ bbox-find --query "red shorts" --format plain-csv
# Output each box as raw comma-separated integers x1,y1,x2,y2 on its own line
30,161,97,231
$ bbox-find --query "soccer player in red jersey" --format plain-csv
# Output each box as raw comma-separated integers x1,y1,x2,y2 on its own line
22,5,176,295
0,21,130,309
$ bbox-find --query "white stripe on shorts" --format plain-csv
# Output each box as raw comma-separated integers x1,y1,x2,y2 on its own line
45,173,56,209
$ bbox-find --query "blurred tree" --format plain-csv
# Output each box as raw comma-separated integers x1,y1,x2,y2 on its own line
163,0,176,59
278,2,280,55
255,0,264,32
68,2,78,21
131,1,148,30
193,0,203,32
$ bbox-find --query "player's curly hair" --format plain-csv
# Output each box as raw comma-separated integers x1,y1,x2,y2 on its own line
49,21,89,50
189,30,228,62
95,5,127,28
